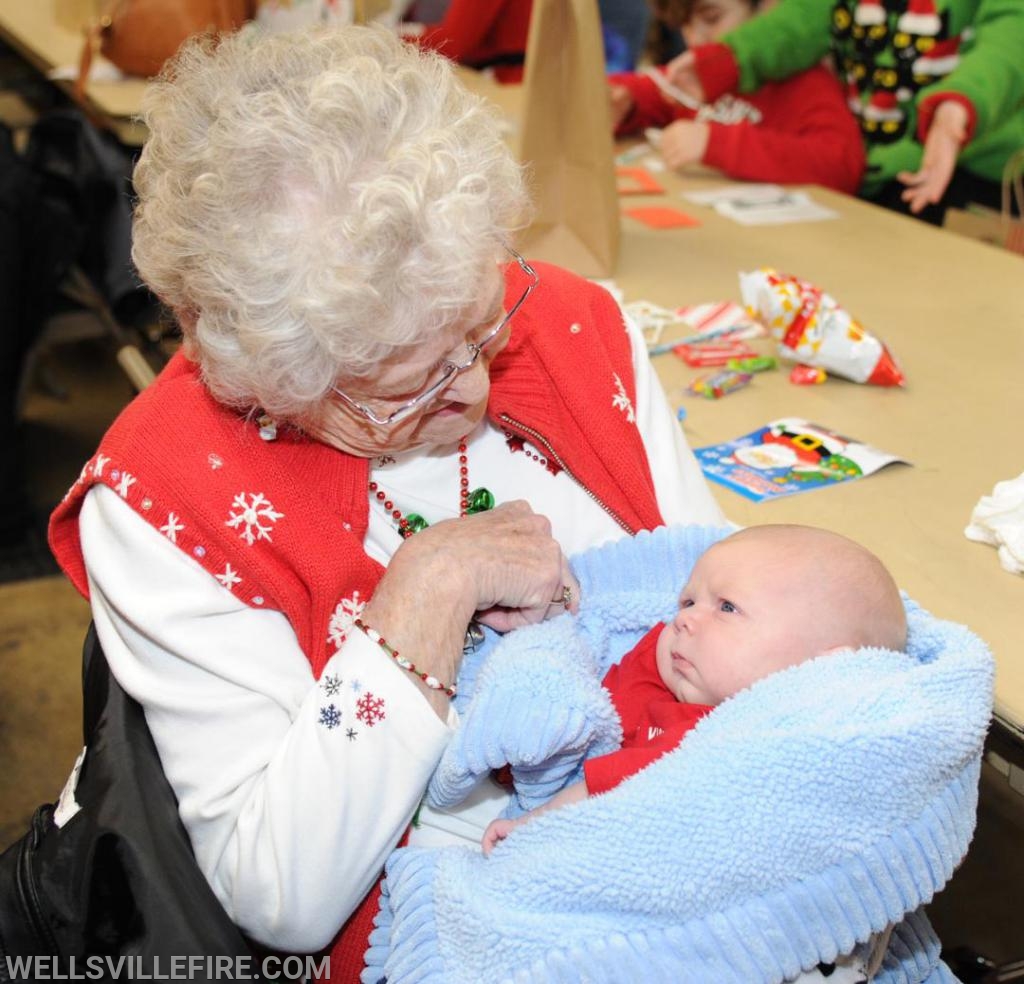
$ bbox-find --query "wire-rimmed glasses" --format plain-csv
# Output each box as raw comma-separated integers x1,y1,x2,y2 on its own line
330,248,538,427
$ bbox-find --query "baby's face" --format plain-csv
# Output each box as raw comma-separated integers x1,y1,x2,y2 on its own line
655,534,830,706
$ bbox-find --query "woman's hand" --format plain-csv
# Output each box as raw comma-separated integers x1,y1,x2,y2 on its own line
660,119,711,170
663,51,706,106
608,83,635,130
897,100,969,214
360,502,577,716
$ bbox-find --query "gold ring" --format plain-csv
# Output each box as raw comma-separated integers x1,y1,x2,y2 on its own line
556,584,573,607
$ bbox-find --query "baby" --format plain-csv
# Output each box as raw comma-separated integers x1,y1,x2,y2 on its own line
483,523,907,853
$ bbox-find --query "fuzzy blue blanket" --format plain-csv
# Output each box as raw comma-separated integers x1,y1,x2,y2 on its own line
364,525,994,984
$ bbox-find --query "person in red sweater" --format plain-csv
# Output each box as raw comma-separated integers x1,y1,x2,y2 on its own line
608,0,865,193
483,523,906,853
407,0,533,83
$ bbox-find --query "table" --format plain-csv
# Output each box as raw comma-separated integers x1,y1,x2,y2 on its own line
610,168,1024,740
0,0,158,145
454,67,1024,742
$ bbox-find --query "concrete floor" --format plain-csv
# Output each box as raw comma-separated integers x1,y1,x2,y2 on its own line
2,336,1023,974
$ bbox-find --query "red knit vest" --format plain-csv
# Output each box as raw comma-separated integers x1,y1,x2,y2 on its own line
49,261,665,981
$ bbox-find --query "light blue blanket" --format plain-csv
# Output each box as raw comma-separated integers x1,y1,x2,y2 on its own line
364,525,994,984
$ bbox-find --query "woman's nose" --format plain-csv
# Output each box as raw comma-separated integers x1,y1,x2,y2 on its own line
447,357,491,404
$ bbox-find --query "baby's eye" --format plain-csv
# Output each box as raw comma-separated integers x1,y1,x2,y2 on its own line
719,599,736,613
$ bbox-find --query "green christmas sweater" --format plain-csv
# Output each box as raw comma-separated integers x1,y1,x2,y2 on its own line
703,0,1024,196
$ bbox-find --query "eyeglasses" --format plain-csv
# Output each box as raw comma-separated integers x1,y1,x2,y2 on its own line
331,247,538,427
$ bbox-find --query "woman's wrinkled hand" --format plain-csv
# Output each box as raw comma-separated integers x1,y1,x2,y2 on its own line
387,500,579,632
663,51,706,106
361,501,577,718
897,100,969,214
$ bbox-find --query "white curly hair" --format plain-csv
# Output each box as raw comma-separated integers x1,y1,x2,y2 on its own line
132,26,529,420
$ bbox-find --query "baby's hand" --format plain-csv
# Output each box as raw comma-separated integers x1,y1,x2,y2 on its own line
482,817,520,855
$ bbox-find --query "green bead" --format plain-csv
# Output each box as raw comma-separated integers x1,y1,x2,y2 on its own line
466,487,495,514
404,513,429,533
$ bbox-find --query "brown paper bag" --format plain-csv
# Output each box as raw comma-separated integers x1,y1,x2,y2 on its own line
517,0,620,278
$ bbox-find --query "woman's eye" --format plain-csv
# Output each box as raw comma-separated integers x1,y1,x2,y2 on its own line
680,598,694,609
720,600,736,613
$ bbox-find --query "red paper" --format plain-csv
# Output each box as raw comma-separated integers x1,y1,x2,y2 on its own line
616,167,665,196
625,206,701,229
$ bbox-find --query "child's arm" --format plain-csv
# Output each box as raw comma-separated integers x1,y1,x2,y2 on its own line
607,70,692,136
482,780,589,855
686,67,865,194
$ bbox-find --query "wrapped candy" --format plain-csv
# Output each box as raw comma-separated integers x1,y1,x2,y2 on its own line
739,269,905,386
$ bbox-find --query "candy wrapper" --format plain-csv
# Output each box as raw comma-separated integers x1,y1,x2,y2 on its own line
739,269,904,386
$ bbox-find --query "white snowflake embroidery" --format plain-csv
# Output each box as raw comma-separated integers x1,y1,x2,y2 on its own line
115,472,137,499
92,454,110,478
216,564,242,590
327,591,365,649
225,492,284,546
160,512,184,543
611,373,636,423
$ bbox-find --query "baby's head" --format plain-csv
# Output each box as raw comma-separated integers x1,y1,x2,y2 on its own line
656,524,906,706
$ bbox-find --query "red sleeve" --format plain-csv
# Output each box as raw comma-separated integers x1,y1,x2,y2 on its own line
701,66,865,194
693,43,741,101
608,70,693,136
916,92,978,145
415,0,528,64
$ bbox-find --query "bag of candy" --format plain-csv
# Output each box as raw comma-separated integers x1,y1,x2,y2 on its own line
739,269,904,386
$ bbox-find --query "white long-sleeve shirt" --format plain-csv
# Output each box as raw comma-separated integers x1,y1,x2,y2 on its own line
78,320,723,951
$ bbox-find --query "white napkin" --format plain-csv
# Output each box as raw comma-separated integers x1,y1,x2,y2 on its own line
965,472,1024,575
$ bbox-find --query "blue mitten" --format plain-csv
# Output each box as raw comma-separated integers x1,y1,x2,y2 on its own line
426,615,621,809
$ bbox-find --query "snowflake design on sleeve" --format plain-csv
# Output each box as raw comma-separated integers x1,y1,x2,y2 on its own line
321,673,343,697
355,692,386,727
327,591,366,649
225,492,284,545
318,704,342,730
611,373,636,424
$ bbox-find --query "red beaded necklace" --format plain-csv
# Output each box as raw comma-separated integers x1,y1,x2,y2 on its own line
368,438,494,539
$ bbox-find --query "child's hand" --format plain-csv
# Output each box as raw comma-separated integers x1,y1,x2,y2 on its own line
609,84,635,130
663,51,706,105
897,100,969,214
660,120,711,170
482,817,520,855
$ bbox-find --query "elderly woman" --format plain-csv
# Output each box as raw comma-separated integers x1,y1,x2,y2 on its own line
48,26,722,980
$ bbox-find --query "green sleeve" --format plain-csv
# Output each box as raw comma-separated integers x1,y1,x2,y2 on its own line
722,0,834,93
918,0,1024,139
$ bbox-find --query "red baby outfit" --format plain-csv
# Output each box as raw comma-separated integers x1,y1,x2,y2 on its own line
584,623,714,796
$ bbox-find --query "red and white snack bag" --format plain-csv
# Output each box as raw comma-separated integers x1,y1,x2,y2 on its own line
739,269,905,386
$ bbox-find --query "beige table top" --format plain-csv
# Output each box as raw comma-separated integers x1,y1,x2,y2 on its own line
0,0,152,144
608,168,1024,736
